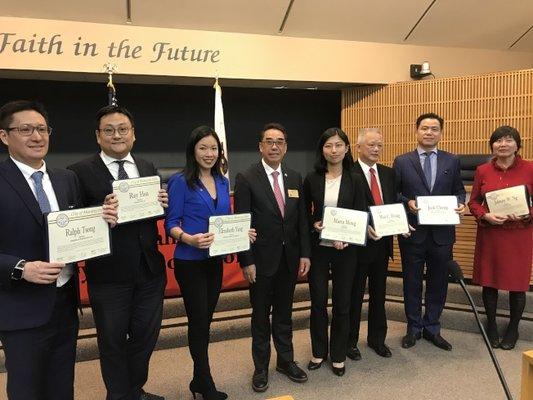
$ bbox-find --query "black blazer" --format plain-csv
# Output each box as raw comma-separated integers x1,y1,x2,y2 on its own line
67,153,165,284
0,158,82,331
353,161,395,260
303,168,367,246
234,162,311,277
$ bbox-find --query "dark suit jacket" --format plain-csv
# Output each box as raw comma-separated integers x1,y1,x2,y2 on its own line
393,150,466,245
68,153,165,284
303,168,367,246
0,158,82,331
353,161,395,260
234,162,311,277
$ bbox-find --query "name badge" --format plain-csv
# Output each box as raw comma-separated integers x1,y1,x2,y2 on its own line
288,189,299,198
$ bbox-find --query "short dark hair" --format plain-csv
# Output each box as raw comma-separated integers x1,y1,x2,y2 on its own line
259,122,288,142
314,127,354,173
489,125,521,152
95,105,135,130
416,113,444,129
0,100,49,131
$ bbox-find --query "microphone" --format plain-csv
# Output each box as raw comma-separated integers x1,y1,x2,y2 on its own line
447,260,513,400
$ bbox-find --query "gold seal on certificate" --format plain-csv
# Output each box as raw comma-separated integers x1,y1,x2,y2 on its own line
46,206,111,263
369,203,409,237
320,206,368,246
416,195,460,225
485,185,530,216
112,175,164,224
208,213,251,257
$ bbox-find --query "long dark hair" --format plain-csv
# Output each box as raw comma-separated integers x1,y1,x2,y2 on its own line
184,125,228,188
314,127,354,173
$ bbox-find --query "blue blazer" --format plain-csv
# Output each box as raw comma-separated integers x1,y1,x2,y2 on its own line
393,150,466,245
165,173,231,260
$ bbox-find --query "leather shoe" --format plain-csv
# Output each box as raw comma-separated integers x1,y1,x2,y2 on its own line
252,369,269,392
307,359,324,370
368,343,392,358
331,364,345,376
500,327,518,350
422,330,452,351
401,331,421,349
346,345,362,361
486,323,500,348
276,361,308,383
139,390,164,400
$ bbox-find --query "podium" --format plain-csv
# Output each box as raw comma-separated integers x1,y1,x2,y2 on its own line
523,350,533,400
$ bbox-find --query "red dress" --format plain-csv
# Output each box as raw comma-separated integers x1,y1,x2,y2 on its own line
468,156,533,291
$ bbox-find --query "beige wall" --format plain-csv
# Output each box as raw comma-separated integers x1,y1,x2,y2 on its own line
1,16,533,84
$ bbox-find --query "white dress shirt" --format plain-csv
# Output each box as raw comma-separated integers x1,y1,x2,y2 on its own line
358,159,383,200
100,151,140,179
261,158,285,202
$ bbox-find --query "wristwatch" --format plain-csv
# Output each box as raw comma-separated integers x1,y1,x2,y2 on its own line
11,260,26,280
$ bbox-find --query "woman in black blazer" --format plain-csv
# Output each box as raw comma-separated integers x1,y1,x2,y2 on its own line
303,127,366,376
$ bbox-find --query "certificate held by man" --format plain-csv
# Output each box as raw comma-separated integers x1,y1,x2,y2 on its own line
320,206,368,246
370,203,409,237
485,185,530,216
112,175,164,224
416,195,460,225
46,206,111,263
208,213,251,257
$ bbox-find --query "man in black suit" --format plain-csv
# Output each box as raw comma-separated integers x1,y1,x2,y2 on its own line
68,105,166,400
234,123,311,393
0,100,116,399
348,128,395,361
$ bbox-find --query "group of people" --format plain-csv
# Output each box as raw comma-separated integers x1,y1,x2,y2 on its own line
0,99,531,400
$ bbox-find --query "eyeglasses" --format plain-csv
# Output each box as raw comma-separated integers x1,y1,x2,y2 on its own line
98,126,132,136
7,124,52,136
261,139,286,147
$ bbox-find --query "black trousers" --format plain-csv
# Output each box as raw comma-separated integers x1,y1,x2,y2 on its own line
309,245,357,363
173,257,223,390
349,245,389,347
249,253,298,370
0,279,79,400
88,258,166,400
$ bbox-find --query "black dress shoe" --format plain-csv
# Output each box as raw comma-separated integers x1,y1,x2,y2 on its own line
401,331,421,349
486,323,500,348
346,345,362,361
331,364,345,376
368,343,392,358
276,361,308,383
500,327,518,350
307,359,324,370
139,390,165,400
252,369,269,392
422,331,452,351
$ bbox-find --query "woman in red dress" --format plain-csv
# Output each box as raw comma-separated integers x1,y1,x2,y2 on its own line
468,126,533,350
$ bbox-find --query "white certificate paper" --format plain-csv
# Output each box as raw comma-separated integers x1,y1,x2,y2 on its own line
416,195,460,225
112,176,164,224
370,203,409,237
485,185,530,216
208,213,251,257
46,206,111,263
320,206,368,246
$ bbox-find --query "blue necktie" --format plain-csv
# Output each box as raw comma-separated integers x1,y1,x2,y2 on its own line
115,160,129,180
31,171,51,214
423,152,433,191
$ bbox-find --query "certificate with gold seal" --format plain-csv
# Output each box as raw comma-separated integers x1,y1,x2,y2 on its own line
320,206,368,246
485,185,530,216
112,176,164,224
46,206,111,263
369,203,409,237
416,195,460,225
208,213,251,257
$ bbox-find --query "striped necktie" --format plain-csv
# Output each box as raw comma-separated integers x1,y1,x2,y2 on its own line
31,171,51,213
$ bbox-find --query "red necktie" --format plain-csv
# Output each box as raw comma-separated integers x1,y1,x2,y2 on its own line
369,167,383,205
271,171,285,217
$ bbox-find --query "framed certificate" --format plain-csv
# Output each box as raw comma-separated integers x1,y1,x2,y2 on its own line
485,185,530,216
112,175,164,224
320,206,368,246
208,213,251,257
369,203,409,237
416,195,460,225
46,206,112,263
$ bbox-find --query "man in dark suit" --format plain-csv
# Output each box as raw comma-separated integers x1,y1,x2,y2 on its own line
348,127,395,360
234,123,311,393
68,105,166,400
393,113,466,351
0,100,116,399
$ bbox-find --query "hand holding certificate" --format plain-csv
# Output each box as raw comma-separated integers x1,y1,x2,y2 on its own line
485,185,530,216
416,195,460,225
320,206,368,246
370,203,409,237
112,176,164,224
46,206,111,263
208,213,251,257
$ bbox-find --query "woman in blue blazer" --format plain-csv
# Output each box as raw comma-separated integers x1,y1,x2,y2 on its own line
165,126,233,400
